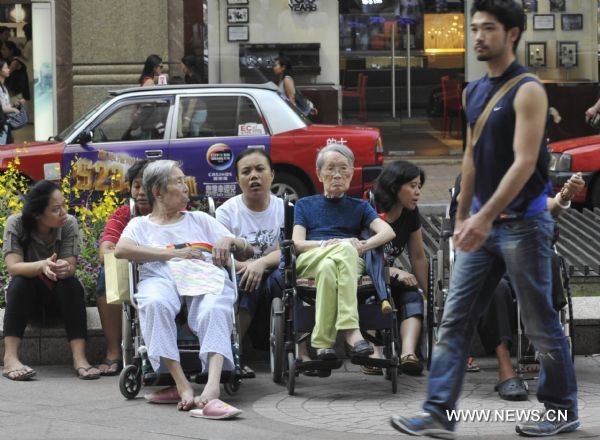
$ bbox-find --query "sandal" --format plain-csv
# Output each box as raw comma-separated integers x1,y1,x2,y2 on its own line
2,366,37,381
74,366,101,380
466,356,480,372
400,354,423,376
495,376,528,401
360,365,383,376
240,364,255,379
98,358,123,376
189,399,242,419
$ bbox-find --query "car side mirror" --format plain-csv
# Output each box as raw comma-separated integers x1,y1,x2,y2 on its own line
77,131,92,145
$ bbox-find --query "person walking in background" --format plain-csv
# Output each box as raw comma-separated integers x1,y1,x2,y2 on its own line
139,54,163,87
181,55,205,84
0,59,23,145
391,1,578,437
273,54,297,106
2,181,100,381
20,23,33,122
1,41,30,101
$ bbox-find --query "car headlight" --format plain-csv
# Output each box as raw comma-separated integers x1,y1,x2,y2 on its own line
548,153,571,172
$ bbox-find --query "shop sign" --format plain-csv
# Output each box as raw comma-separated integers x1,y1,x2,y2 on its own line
288,0,317,13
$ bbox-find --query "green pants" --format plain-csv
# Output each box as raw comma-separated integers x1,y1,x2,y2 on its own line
296,242,365,349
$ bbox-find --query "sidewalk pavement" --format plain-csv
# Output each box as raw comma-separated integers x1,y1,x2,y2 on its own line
1,356,598,440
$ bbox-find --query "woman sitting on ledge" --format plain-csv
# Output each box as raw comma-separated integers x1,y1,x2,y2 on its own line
2,180,100,380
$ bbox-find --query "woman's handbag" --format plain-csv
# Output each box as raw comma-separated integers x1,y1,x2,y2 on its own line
7,105,28,130
105,252,131,304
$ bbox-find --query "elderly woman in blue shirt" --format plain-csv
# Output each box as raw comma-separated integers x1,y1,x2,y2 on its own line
292,143,395,360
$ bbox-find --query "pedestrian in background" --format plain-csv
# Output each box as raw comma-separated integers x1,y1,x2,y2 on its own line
139,54,162,87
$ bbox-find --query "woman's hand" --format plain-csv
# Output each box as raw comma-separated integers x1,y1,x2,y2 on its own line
212,237,233,267
238,259,267,292
54,258,73,279
40,253,58,281
169,247,206,261
390,267,418,287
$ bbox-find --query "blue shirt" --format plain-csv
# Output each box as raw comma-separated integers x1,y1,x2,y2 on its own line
294,194,378,241
465,61,549,220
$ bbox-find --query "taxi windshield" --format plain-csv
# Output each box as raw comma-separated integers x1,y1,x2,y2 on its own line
53,98,111,141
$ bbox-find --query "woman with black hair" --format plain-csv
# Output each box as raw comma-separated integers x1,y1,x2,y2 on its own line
1,40,29,100
373,160,428,376
273,55,297,105
2,180,100,380
181,55,204,84
139,54,163,87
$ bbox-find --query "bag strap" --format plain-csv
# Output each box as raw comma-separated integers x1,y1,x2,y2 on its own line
471,73,538,147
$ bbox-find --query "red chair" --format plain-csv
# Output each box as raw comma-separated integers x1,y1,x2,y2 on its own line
441,75,462,138
343,73,368,123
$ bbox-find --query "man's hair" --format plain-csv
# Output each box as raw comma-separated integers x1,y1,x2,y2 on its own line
471,0,525,52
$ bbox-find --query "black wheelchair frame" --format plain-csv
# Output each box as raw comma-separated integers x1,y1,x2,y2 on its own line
269,196,401,395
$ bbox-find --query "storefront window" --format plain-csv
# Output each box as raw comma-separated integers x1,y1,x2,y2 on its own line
339,0,465,156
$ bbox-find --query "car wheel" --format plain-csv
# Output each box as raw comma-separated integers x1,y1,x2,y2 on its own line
271,172,309,201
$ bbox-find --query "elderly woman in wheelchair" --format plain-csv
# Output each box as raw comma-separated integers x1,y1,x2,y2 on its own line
115,160,252,414
373,161,428,376
292,143,395,361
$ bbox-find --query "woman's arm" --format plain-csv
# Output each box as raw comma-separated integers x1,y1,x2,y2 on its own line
5,252,47,278
361,218,395,253
114,237,189,262
99,240,116,265
283,76,296,104
291,224,323,253
407,228,428,291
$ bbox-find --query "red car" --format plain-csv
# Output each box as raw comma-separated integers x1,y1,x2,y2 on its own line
0,84,383,200
548,135,600,207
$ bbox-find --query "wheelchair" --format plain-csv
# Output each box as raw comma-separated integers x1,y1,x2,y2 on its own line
427,203,575,376
269,196,401,395
118,198,243,399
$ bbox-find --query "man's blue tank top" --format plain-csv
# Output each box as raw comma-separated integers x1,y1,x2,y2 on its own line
465,60,549,220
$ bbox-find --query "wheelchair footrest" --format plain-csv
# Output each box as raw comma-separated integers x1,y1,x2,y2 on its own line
295,359,344,371
349,356,399,368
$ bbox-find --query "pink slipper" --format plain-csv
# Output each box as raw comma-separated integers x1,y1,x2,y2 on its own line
189,399,242,419
144,386,180,404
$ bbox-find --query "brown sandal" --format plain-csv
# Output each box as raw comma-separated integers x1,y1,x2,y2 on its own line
400,354,423,376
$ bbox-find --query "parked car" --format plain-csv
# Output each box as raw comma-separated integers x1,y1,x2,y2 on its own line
0,83,384,200
548,135,600,207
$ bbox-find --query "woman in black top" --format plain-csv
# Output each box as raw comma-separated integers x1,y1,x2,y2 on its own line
374,161,428,375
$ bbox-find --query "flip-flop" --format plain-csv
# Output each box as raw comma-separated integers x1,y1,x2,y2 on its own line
240,365,255,379
98,358,123,376
2,366,37,381
74,366,101,380
360,365,383,376
189,399,242,420
144,386,180,404
466,357,480,373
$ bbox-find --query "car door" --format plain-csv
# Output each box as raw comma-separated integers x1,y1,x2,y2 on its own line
63,96,174,194
169,93,271,199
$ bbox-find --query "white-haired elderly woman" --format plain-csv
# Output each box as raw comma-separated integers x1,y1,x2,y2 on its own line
115,160,252,416
292,143,395,361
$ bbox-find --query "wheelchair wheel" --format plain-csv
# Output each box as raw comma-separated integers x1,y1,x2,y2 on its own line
270,297,285,383
387,366,398,394
286,352,296,396
224,377,241,396
119,364,142,399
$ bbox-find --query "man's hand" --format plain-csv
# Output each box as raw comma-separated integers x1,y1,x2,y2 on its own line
212,237,233,267
453,212,493,252
390,267,417,287
238,259,267,292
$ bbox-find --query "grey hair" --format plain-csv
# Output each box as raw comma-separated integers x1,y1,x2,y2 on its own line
315,143,355,170
143,160,181,207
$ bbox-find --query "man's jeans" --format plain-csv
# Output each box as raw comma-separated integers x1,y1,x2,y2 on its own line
424,211,578,428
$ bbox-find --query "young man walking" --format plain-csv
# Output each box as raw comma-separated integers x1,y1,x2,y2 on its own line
391,1,578,438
